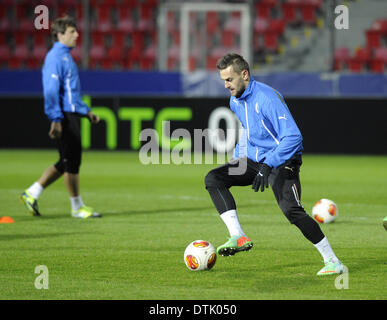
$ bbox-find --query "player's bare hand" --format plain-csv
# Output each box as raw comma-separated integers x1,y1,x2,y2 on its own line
48,121,62,139
88,111,100,124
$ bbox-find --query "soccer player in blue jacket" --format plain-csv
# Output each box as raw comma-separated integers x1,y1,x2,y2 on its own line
205,53,345,275
20,16,101,219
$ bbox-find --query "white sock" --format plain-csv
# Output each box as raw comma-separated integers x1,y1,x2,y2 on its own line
70,195,84,212
220,209,246,237
27,182,44,199
314,236,339,263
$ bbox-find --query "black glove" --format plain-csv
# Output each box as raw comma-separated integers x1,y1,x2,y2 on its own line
252,163,272,192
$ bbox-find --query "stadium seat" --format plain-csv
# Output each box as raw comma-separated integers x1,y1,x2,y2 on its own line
206,11,220,35
100,58,116,70
18,18,35,33
107,46,124,60
169,30,180,46
374,47,387,62
7,57,23,69
282,0,300,25
365,29,382,49
206,56,219,70
333,47,350,71
371,18,387,35
254,17,269,34
263,31,279,52
117,6,135,32
13,45,30,59
144,44,156,60
300,2,317,25
0,45,11,61
255,0,278,19
121,0,139,7
189,56,197,71
71,46,82,62
139,57,155,70
25,58,41,69
224,12,241,33
348,48,371,72
167,57,178,70
137,3,155,32
369,58,384,73
131,31,145,52
92,5,114,32
90,44,106,60
221,30,237,48
31,45,47,60
269,18,285,36
111,31,126,49
370,47,387,73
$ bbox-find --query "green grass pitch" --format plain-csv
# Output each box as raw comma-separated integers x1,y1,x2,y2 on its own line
0,150,386,300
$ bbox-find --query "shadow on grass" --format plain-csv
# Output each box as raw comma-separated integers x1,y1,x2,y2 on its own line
104,203,265,217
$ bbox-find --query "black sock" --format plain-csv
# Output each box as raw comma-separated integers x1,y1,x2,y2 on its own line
294,215,325,244
206,186,236,214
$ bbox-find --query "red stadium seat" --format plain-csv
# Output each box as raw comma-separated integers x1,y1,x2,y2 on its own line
131,31,145,51
7,57,23,69
282,0,299,25
269,18,285,36
333,47,350,70
206,56,219,70
374,47,387,62
365,29,382,49
263,31,279,52
254,17,269,34
370,48,387,73
31,45,47,60
117,7,135,32
26,58,41,69
348,48,371,72
92,5,114,32
189,56,196,71
18,18,35,32
255,0,277,19
90,45,105,60
369,59,384,73
224,13,240,33
137,3,155,32
111,31,126,49
107,46,124,60
206,11,220,35
139,57,155,70
71,46,82,62
221,30,236,48
167,57,178,70
13,45,30,59
371,18,387,35
0,45,11,60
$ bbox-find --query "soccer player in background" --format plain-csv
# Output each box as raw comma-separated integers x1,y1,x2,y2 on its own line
20,16,101,219
204,53,346,275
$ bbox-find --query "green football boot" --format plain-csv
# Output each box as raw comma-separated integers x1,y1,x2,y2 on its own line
217,235,253,256
317,259,346,276
383,216,387,231
72,205,102,219
19,190,41,216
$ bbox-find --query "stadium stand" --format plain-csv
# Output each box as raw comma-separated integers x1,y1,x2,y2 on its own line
0,0,385,73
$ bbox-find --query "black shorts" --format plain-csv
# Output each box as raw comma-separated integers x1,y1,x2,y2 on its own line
205,154,308,224
54,112,82,174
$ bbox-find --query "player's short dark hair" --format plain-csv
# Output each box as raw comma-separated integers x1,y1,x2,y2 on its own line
51,15,77,42
216,53,250,75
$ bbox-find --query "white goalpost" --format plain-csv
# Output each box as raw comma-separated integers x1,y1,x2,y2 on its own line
157,2,252,72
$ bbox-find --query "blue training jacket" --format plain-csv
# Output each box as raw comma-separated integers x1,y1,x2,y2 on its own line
231,79,303,169
42,42,90,122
